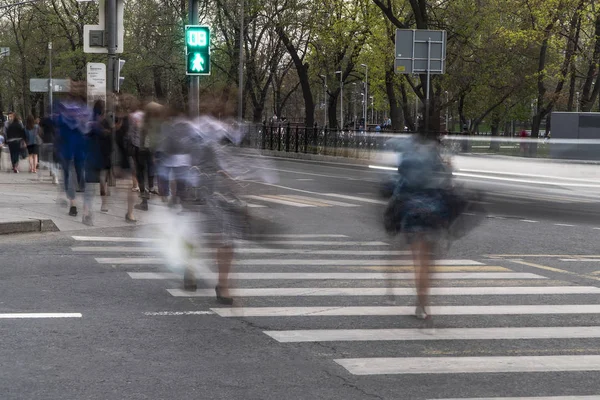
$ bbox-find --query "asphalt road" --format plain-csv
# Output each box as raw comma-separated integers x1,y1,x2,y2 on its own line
2,156,600,400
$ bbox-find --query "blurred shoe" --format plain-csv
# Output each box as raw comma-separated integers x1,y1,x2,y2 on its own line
69,206,78,216
82,215,93,226
183,268,197,291
134,201,148,211
132,186,140,192
100,203,109,213
149,186,159,195
415,305,429,320
52,177,59,184
125,213,137,223
215,286,233,305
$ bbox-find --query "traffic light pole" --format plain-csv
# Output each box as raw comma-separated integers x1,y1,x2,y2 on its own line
188,0,199,117
106,0,117,186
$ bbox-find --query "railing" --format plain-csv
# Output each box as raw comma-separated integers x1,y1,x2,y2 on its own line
243,124,599,161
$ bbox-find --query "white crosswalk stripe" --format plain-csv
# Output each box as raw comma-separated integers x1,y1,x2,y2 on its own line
71,233,600,398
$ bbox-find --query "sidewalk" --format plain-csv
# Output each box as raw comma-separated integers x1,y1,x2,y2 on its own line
0,157,167,234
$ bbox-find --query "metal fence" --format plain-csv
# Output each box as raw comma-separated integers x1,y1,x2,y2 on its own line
243,124,404,159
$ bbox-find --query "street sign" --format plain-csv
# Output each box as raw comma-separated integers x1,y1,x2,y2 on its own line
87,62,106,107
395,29,446,75
83,0,124,54
29,78,70,93
185,25,210,75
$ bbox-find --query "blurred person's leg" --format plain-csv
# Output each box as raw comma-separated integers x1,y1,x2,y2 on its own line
82,170,98,226
74,154,85,193
216,243,234,303
62,158,77,216
99,169,109,212
134,149,149,211
412,237,432,320
8,141,20,171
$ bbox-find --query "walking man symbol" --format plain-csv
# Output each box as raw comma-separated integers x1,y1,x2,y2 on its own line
192,53,204,72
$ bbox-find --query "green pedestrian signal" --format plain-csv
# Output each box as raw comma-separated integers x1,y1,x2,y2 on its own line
185,25,210,75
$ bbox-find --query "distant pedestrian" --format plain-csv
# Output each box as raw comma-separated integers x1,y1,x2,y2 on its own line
6,114,26,173
25,115,41,173
39,114,59,184
114,94,137,223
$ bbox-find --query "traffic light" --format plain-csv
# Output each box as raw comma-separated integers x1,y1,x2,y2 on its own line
116,58,125,92
185,25,210,75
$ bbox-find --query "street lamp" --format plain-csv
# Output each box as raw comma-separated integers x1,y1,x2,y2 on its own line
369,96,374,125
335,70,343,130
48,42,53,115
320,74,327,128
360,63,368,126
445,91,449,132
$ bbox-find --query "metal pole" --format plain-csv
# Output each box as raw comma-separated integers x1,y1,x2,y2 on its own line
445,91,449,131
48,42,52,115
425,37,431,134
576,91,580,112
321,75,327,127
106,0,118,187
237,0,244,121
364,66,368,125
339,73,343,130
188,0,199,117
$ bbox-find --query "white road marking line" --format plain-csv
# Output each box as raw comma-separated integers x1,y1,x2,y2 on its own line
143,311,214,316
85,250,411,256
128,272,544,280
560,259,600,262
246,203,267,208
283,195,359,207
453,172,600,188
168,286,600,297
73,234,350,241
555,223,575,227
97,258,482,266
243,195,315,207
323,193,388,205
458,168,600,183
296,178,314,181
432,397,600,400
0,313,82,319
520,219,539,223
211,304,600,317
335,355,600,375
266,326,600,343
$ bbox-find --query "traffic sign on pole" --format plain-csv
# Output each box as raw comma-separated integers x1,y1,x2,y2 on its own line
30,78,70,93
185,25,210,75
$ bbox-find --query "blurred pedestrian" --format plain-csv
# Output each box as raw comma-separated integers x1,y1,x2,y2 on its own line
39,114,59,184
6,114,26,173
81,100,112,226
25,115,41,173
114,94,137,223
133,101,162,211
385,127,453,322
55,81,90,216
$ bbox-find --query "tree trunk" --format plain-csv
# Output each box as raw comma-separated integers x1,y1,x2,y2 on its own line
327,88,340,129
489,114,501,152
276,26,314,127
385,67,402,131
399,79,414,131
153,67,165,100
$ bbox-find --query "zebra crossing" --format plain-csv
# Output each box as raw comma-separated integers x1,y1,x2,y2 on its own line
72,233,600,398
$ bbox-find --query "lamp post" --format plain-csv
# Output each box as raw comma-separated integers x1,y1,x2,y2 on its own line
445,91,449,132
48,42,53,115
369,96,374,125
335,70,343,130
360,63,368,126
320,74,327,128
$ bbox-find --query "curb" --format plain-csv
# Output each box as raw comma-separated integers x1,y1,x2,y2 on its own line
0,219,59,235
